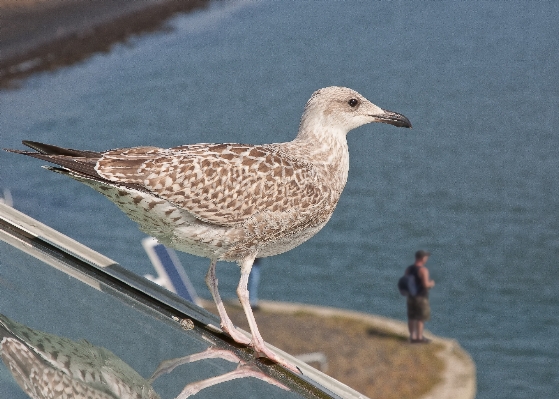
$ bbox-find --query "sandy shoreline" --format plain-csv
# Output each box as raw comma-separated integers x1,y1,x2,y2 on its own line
0,0,209,88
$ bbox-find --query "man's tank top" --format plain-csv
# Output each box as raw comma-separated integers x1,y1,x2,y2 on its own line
408,265,428,297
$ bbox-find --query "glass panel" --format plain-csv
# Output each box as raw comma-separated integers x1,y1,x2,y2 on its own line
0,231,335,399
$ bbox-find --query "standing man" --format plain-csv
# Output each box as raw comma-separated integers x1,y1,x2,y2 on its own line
405,250,435,343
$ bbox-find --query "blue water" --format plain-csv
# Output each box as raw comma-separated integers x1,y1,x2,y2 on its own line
1,1,558,397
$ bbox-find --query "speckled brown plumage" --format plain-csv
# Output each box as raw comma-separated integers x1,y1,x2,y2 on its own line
6,86,411,371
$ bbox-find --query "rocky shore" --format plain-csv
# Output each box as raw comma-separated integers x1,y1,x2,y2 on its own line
0,0,209,88
203,299,477,399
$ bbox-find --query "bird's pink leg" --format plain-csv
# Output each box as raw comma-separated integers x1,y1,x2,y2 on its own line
237,256,300,374
176,363,289,398
205,259,251,345
150,346,289,398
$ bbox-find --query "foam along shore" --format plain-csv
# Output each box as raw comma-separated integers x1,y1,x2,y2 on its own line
200,299,477,399
0,0,209,88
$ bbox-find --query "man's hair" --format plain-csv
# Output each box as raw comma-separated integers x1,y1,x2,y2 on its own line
415,250,430,260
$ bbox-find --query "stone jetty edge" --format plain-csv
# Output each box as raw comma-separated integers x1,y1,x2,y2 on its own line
203,299,477,399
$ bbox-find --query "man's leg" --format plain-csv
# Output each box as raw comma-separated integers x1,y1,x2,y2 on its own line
248,264,261,309
407,298,417,341
410,319,420,341
417,320,424,340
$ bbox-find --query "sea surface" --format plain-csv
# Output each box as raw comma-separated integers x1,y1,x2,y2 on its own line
1,1,558,398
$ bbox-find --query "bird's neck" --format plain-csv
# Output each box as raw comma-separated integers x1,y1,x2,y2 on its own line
281,125,350,195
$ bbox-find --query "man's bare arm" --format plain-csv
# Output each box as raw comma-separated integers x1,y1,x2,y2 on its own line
419,267,435,288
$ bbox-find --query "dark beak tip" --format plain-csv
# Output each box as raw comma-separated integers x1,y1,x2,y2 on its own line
374,109,412,129
398,114,412,129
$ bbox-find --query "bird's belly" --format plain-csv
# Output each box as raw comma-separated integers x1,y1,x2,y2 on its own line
170,223,235,259
80,181,225,257
80,178,335,262
256,220,329,258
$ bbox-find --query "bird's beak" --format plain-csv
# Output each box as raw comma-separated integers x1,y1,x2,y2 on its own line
370,109,412,128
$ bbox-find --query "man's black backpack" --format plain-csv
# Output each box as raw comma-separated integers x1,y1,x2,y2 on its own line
398,273,418,297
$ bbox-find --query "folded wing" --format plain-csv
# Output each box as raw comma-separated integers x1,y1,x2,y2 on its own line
8,141,327,228
96,143,326,226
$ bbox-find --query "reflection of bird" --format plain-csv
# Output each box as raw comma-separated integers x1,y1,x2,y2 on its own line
0,314,288,399
0,314,160,399
6,87,411,372
150,341,289,398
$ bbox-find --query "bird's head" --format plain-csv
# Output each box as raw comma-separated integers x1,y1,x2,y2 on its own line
298,86,411,138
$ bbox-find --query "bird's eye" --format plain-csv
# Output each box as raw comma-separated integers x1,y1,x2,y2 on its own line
348,98,359,107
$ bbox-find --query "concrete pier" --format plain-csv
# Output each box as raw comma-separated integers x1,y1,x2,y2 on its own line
202,299,477,399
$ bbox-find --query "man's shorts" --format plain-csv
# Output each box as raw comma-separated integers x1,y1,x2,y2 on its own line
407,296,431,321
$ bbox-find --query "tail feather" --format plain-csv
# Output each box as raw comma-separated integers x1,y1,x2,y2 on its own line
5,141,149,193
21,141,101,158
5,147,99,178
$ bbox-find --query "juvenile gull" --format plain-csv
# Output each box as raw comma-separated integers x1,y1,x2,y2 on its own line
6,86,411,373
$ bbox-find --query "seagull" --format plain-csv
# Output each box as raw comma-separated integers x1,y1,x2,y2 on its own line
6,86,411,373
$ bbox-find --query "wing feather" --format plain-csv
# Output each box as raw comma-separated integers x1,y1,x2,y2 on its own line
97,144,327,226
